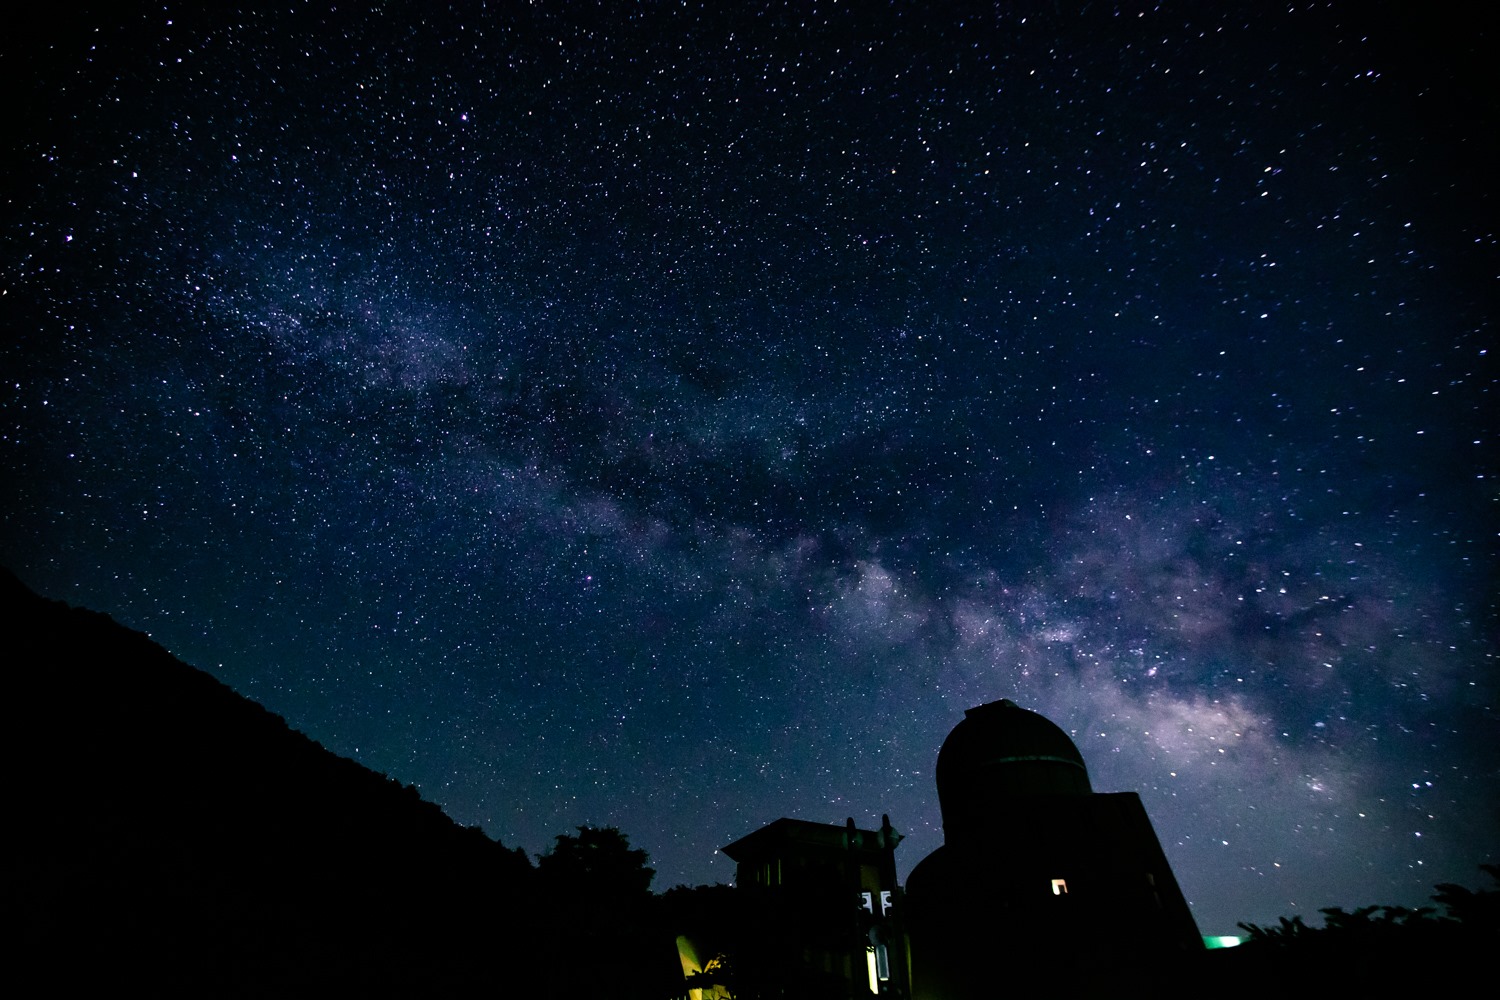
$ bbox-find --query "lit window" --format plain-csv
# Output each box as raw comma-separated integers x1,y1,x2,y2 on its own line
1051,878,1068,895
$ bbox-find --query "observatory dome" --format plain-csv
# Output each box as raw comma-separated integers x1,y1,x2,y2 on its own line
935,699,1092,837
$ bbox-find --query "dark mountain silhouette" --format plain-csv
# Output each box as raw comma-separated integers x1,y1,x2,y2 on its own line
0,569,676,996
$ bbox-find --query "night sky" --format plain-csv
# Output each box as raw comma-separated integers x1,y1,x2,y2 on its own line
3,2,1494,936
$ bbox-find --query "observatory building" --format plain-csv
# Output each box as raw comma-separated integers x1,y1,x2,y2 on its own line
903,699,1202,997
709,699,1200,997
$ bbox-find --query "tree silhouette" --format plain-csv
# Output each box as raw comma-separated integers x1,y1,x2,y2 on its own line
1237,863,1499,945
1433,863,1500,932
536,825,655,899
529,826,679,999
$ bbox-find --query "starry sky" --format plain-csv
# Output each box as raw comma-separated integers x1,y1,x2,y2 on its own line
2,1,1494,935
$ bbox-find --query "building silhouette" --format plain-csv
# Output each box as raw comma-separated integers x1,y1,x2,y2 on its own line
720,816,907,996
903,699,1202,997
709,699,1201,997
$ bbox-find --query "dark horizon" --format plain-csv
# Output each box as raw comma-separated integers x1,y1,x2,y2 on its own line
3,1,1494,937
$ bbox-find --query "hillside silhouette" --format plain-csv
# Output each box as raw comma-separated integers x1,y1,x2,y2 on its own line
0,569,676,996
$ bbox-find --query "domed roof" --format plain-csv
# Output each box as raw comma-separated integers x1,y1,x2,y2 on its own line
935,700,1091,831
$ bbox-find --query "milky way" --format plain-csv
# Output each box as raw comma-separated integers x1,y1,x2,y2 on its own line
3,2,1494,934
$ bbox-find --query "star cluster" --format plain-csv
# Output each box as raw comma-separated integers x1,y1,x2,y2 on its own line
3,2,1494,934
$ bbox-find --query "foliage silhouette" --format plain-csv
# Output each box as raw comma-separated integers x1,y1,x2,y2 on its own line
1433,863,1500,931
1237,863,1499,946
538,824,656,899
1215,864,1500,991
